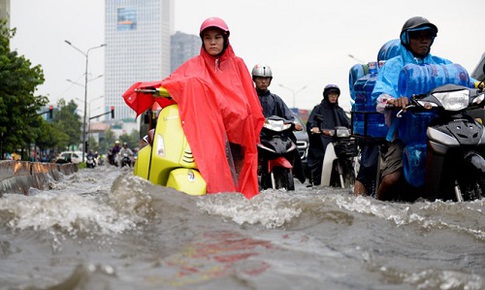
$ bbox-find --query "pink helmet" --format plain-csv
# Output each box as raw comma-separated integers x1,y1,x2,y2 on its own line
199,17,230,37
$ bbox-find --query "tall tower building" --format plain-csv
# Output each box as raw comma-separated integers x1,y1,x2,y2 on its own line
0,0,10,29
105,0,173,121
170,31,200,73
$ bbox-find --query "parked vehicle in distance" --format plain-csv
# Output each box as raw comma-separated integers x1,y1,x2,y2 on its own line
293,114,309,173
56,151,83,164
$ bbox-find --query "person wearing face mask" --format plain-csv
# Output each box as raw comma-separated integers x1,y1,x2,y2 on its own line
306,84,350,186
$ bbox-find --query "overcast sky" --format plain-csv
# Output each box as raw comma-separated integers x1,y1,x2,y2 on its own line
10,0,485,113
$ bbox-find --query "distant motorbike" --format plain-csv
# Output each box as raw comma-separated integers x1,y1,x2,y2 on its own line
390,84,485,201
258,115,299,191
319,126,358,188
97,155,104,166
86,155,97,169
120,153,132,168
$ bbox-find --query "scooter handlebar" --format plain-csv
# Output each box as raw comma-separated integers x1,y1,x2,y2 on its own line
135,87,171,98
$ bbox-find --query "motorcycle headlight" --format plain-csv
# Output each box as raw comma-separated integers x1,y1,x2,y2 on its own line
263,119,292,132
335,127,351,138
432,89,470,111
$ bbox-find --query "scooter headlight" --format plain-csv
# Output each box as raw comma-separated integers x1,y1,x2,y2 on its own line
335,127,351,138
264,119,292,132
156,134,165,157
432,89,469,111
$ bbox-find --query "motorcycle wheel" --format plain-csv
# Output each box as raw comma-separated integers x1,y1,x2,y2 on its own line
458,152,485,201
460,175,485,201
274,167,295,191
330,159,355,189
343,169,356,189
475,176,485,200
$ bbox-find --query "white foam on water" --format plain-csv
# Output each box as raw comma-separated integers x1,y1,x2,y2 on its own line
196,189,304,229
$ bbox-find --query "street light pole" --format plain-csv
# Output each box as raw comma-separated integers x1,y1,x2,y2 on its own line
348,54,366,64
278,84,307,109
67,74,103,88
88,95,104,133
65,40,106,163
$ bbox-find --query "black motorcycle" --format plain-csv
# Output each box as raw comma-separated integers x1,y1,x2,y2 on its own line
258,116,299,191
86,155,96,168
394,84,485,201
120,153,132,168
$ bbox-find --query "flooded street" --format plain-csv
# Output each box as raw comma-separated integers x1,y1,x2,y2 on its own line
1,165,484,289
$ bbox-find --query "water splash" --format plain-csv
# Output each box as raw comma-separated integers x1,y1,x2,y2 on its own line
197,189,304,228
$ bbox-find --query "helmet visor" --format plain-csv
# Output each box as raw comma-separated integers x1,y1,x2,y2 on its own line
407,26,437,38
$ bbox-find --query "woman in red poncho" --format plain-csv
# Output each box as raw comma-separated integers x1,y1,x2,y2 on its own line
159,17,264,199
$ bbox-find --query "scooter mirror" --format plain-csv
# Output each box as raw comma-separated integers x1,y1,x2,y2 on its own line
471,52,485,81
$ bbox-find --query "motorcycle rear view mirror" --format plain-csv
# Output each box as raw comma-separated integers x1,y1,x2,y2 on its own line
471,52,485,83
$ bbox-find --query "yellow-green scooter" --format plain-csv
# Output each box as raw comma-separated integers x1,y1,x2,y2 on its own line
133,87,206,196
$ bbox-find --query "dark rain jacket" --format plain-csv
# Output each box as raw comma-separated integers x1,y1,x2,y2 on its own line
306,98,350,168
257,89,295,120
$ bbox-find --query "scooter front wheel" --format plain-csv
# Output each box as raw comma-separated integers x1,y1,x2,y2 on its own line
261,167,295,191
274,167,295,191
459,152,485,201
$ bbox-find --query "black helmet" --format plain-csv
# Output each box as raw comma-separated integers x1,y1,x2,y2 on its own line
323,84,340,98
400,16,438,46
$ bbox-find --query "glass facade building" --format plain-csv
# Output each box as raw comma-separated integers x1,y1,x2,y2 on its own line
105,0,173,121
170,31,200,73
0,0,10,29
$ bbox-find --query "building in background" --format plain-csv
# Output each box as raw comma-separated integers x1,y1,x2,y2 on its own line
0,0,10,28
170,31,200,73
104,0,173,122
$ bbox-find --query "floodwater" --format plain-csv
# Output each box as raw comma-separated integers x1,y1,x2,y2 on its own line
0,165,484,290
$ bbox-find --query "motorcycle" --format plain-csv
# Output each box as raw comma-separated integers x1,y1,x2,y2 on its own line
86,155,97,168
96,155,104,166
319,126,359,188
257,115,299,191
119,153,132,168
390,83,485,201
132,87,206,196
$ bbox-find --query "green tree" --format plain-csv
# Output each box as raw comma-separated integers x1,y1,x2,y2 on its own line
0,20,47,158
87,135,99,153
119,130,140,149
101,128,116,153
36,119,69,153
52,99,82,151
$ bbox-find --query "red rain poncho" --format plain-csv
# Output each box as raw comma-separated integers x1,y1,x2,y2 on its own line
124,43,264,199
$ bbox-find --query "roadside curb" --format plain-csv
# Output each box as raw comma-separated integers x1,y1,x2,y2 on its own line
0,161,78,196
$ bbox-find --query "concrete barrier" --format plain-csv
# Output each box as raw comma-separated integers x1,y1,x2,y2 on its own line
0,161,78,196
